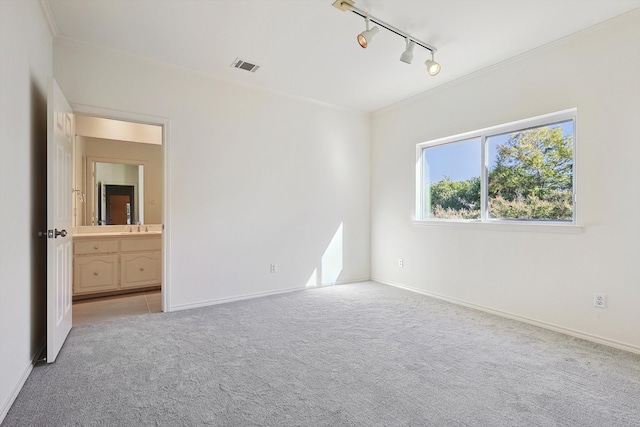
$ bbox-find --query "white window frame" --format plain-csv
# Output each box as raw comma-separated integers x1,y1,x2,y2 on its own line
415,108,581,233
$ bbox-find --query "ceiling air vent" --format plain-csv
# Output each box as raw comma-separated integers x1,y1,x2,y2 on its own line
231,58,260,73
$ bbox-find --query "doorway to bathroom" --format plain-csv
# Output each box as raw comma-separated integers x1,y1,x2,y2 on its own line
69,108,169,325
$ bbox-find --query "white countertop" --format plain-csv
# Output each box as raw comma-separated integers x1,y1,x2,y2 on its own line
74,231,162,238
73,225,163,238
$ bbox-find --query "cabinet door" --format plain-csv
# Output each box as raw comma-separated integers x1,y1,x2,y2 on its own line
74,255,119,295
120,251,161,289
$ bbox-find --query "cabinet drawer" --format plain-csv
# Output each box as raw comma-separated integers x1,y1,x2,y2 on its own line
74,239,119,255
120,252,161,289
121,237,161,253
73,255,119,294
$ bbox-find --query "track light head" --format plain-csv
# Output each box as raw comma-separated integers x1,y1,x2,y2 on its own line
400,39,415,64
335,3,440,76
425,52,441,76
357,17,379,48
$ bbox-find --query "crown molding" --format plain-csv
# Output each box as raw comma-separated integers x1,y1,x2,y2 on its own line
39,0,59,37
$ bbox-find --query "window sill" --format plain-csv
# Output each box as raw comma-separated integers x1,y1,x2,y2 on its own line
412,219,584,234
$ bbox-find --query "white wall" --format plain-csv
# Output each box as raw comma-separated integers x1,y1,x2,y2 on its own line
0,0,52,421
371,10,640,352
54,38,371,309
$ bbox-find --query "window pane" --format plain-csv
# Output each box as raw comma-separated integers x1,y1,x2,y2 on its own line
423,138,481,219
487,120,574,221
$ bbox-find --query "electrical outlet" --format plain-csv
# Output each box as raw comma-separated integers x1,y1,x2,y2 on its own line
398,258,403,268
270,264,277,273
593,293,606,308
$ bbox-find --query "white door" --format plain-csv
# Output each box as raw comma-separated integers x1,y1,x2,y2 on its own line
46,79,74,363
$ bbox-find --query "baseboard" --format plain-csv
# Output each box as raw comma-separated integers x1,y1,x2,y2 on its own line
170,277,372,312
0,361,34,424
170,286,304,312
374,278,640,355
333,277,371,286
0,335,46,424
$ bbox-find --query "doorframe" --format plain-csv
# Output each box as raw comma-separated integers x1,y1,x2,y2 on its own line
70,104,172,312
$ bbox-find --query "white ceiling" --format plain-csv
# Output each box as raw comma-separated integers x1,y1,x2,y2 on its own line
46,0,640,112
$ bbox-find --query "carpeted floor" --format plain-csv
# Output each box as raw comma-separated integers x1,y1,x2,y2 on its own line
4,281,640,426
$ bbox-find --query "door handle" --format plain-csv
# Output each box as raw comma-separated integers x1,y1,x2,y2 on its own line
39,229,68,238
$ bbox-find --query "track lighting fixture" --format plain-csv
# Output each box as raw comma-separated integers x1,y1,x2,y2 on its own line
357,17,379,48
332,0,441,76
425,52,441,76
400,38,415,64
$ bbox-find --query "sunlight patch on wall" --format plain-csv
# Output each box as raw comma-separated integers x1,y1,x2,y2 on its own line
321,222,343,286
304,223,344,287
306,268,318,287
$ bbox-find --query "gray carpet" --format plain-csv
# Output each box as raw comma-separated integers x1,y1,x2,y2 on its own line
4,281,640,426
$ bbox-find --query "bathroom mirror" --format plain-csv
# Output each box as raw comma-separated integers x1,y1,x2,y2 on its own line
87,160,144,225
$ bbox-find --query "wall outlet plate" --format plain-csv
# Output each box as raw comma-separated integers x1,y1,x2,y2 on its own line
593,293,606,308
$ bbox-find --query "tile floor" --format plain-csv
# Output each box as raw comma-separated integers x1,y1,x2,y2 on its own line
72,290,162,326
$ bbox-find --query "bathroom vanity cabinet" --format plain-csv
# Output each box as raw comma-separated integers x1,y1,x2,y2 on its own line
73,233,162,298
